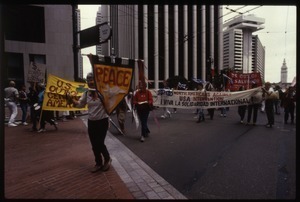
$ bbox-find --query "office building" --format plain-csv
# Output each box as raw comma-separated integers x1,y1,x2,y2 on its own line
96,5,224,89
223,14,265,77
2,5,76,88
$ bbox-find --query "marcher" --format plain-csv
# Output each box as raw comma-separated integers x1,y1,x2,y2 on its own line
37,84,58,132
70,72,112,173
196,82,206,123
133,81,153,142
219,87,227,117
246,83,263,125
161,80,171,119
274,85,283,115
237,86,247,123
205,82,215,120
19,84,29,125
4,81,19,127
262,82,275,128
281,86,296,124
27,82,39,131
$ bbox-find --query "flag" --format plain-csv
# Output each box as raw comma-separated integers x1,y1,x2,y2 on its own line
88,54,134,115
42,74,88,111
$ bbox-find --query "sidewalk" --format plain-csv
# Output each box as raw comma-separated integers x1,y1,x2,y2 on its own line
4,108,186,199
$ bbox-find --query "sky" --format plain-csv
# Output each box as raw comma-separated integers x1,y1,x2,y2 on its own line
78,5,296,83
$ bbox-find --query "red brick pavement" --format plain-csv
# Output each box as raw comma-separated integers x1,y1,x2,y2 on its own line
4,117,134,200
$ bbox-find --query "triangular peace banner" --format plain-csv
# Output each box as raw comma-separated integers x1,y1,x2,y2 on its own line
88,54,134,115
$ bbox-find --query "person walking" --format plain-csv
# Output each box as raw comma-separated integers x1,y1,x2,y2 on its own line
133,81,153,142
27,82,39,131
4,81,19,127
37,84,58,132
281,86,296,124
246,83,263,125
262,82,275,128
196,82,206,123
237,86,247,124
19,84,29,126
205,82,215,120
160,80,171,119
70,72,112,173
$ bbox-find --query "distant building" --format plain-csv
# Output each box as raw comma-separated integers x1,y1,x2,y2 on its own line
281,59,288,83
252,35,265,80
223,14,265,80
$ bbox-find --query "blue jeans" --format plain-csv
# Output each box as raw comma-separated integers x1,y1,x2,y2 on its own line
20,103,28,123
137,110,150,137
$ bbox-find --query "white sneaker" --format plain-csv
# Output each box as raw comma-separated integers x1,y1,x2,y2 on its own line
38,128,46,133
14,121,21,125
161,115,166,119
22,122,28,126
140,136,145,142
8,123,17,127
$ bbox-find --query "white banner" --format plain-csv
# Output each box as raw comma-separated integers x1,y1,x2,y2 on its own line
150,87,262,109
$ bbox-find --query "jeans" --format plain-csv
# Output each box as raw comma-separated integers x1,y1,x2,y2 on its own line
7,102,18,124
20,103,28,123
137,110,150,137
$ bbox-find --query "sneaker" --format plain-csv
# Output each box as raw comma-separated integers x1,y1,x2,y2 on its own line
38,128,46,133
90,164,102,173
22,122,28,126
140,136,145,142
265,124,272,128
161,115,166,119
8,123,17,127
102,158,112,172
240,120,243,124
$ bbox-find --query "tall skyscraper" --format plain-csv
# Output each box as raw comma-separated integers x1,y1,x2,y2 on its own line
251,35,265,80
223,14,265,75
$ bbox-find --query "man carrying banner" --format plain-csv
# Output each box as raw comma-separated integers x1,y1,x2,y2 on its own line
69,72,111,173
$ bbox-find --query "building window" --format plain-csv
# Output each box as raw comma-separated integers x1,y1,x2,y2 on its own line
29,54,46,64
5,53,24,88
3,5,45,43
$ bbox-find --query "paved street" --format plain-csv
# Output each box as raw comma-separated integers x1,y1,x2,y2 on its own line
4,105,296,199
109,106,296,199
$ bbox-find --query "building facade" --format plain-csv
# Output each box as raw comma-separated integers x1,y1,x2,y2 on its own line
251,35,265,80
96,5,224,89
223,14,265,78
2,5,76,88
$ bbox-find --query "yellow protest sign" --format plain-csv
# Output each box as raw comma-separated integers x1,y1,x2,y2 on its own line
42,74,88,111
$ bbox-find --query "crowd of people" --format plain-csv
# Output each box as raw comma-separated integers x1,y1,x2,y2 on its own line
4,76,296,173
4,81,76,132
